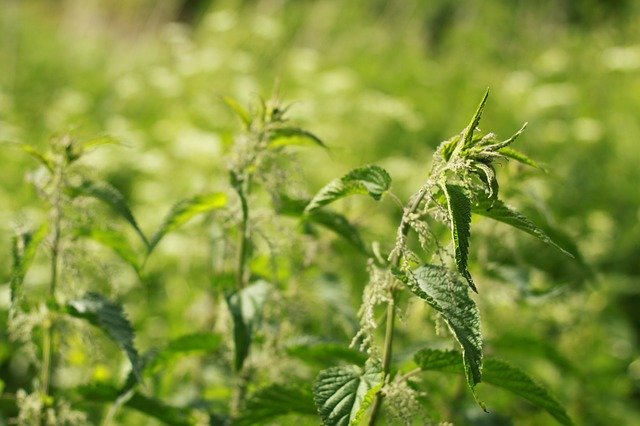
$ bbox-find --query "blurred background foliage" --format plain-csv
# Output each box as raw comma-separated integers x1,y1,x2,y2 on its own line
1,0,639,424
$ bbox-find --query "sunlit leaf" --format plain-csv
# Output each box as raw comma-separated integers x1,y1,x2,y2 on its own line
66,292,141,379
395,265,482,388
148,192,228,253
72,180,149,248
472,194,573,258
225,281,271,371
75,227,141,272
313,363,383,426
235,383,317,425
306,165,391,212
499,146,546,171
442,184,476,292
22,144,54,172
268,127,326,149
463,89,489,148
414,349,572,425
222,96,252,129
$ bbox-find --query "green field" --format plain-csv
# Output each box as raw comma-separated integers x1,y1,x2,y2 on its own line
1,1,639,425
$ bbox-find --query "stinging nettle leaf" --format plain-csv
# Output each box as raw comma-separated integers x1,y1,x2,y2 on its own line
414,349,573,425
11,223,49,309
306,209,369,254
225,281,271,371
396,265,483,388
148,192,228,253
442,184,476,292
222,96,252,129
471,194,573,258
499,146,547,171
22,145,54,172
313,363,383,426
72,180,149,248
268,127,326,149
463,89,490,148
286,342,368,368
75,227,141,273
66,292,141,379
235,383,317,426
305,165,392,212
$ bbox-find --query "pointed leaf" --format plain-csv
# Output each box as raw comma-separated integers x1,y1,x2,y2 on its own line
235,383,317,425
306,165,391,212
268,127,326,149
499,147,547,171
75,227,141,272
313,363,383,426
222,96,252,129
442,184,476,292
22,145,54,172
463,89,489,148
148,192,228,253
66,292,141,379
471,195,572,258
225,281,271,371
395,265,482,388
414,349,572,425
11,223,49,308
306,209,369,254
72,180,149,248
472,163,499,200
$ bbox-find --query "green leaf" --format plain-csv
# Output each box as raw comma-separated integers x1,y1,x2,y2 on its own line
22,144,54,172
222,96,252,129
147,333,222,373
442,184,476,292
11,223,49,308
463,89,489,148
396,265,482,388
148,192,228,253
472,162,499,200
235,383,317,426
286,342,368,368
225,281,271,371
268,127,326,149
66,292,141,379
471,195,573,258
305,165,391,212
75,227,141,272
414,349,573,425
76,383,195,426
499,146,547,171
313,363,383,426
72,180,149,248
306,209,369,254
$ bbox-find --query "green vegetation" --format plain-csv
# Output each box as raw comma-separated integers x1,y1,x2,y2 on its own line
1,0,639,425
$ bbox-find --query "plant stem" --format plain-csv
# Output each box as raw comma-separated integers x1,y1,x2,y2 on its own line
235,177,250,290
41,161,63,400
368,184,431,425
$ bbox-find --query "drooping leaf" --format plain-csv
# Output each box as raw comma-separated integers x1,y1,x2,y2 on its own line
148,192,228,253
235,383,317,426
414,349,572,425
66,292,141,379
471,194,572,258
472,162,499,200
75,227,141,272
147,333,222,373
222,96,252,129
395,265,482,388
305,165,391,212
10,223,49,308
76,383,195,426
463,89,489,148
225,281,271,371
72,180,149,248
22,144,54,172
499,146,546,171
442,184,476,292
305,209,369,254
286,342,368,368
268,127,326,149
78,134,121,152
313,363,383,426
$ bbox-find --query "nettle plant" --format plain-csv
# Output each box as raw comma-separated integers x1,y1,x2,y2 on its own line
303,91,574,425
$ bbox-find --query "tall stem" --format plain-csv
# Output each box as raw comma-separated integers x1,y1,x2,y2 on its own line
235,177,250,290
368,184,431,425
41,159,63,401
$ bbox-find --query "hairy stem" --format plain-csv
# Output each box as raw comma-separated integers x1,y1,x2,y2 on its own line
368,184,432,425
235,177,250,290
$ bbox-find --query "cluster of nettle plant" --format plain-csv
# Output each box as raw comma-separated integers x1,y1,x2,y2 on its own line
4,91,574,425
